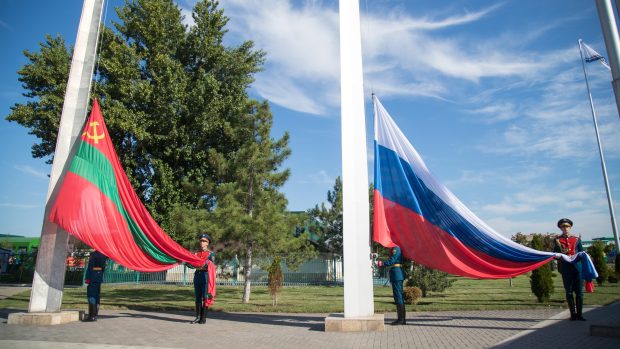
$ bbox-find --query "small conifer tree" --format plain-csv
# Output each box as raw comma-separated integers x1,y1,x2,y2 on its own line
587,241,609,286
407,263,454,297
268,256,284,306
530,235,554,302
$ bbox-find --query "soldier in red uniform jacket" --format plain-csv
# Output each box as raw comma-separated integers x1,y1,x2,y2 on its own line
553,218,585,321
190,233,216,324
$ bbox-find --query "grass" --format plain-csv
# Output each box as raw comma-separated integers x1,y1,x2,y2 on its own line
1,274,619,313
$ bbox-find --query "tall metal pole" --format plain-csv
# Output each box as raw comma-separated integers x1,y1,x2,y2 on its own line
339,0,374,318
595,0,620,121
578,39,620,253
29,0,105,312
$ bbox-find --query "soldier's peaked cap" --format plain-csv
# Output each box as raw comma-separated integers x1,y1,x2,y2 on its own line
557,218,573,228
198,233,212,242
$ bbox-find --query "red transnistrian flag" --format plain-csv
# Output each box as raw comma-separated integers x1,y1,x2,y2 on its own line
50,100,206,272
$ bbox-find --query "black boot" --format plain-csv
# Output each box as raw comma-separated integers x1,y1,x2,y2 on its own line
576,297,586,321
82,303,97,322
391,304,402,325
95,303,100,319
198,306,208,324
566,295,576,321
190,301,201,324
400,304,407,325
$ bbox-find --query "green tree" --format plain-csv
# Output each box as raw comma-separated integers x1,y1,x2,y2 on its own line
512,232,529,246
529,235,554,302
0,239,12,250
211,101,315,303
406,263,454,297
6,0,264,238
604,243,615,255
267,256,283,306
587,241,609,286
307,177,343,253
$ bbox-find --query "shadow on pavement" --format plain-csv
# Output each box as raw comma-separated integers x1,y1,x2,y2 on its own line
493,303,620,349
211,312,325,331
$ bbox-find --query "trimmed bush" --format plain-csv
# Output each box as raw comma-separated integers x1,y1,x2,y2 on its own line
403,286,423,305
608,273,619,284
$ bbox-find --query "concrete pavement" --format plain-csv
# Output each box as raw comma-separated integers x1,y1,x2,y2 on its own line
1,286,618,348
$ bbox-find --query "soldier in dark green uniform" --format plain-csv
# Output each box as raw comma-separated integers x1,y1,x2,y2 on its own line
378,245,406,325
83,250,108,322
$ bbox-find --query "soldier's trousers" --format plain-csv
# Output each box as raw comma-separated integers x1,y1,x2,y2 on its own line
87,282,102,305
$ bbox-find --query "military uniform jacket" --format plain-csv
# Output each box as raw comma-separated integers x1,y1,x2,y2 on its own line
383,247,405,281
554,234,583,273
85,251,108,283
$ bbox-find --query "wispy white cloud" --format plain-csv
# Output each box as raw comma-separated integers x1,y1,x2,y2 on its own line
308,170,335,185
468,102,518,123
199,0,556,114
388,4,502,31
14,165,48,179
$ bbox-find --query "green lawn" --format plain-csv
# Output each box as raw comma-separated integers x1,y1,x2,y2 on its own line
1,274,619,313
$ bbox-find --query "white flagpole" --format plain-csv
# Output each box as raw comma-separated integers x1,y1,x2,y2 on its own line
29,0,105,313
339,0,374,318
578,39,620,253
595,0,620,121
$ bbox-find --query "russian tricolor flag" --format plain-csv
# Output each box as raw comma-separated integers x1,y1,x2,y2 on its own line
373,96,563,279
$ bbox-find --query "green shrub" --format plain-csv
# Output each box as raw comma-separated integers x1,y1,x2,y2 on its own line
530,235,554,302
407,263,454,297
587,241,609,286
403,286,423,304
608,273,619,283
267,256,283,306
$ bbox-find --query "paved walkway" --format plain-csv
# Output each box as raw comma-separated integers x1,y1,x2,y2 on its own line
1,286,618,348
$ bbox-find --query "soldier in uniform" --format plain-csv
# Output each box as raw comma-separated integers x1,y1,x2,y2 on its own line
377,245,406,325
554,218,586,321
83,250,108,322
190,233,215,324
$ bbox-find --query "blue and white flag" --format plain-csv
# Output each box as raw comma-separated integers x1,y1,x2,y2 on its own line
581,40,611,70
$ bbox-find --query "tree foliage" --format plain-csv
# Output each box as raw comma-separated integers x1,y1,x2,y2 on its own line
306,177,343,253
529,235,554,302
210,101,315,303
6,0,264,238
5,0,317,303
587,240,609,286
512,232,528,246
406,263,454,297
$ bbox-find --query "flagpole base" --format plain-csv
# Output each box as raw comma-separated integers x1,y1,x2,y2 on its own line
8,310,81,326
324,313,385,332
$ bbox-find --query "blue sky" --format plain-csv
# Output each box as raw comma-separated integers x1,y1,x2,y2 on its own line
1,0,619,241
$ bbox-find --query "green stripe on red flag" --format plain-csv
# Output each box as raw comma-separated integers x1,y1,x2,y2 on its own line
70,140,177,264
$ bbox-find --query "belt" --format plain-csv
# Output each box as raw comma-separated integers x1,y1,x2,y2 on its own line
391,264,402,267
92,267,103,271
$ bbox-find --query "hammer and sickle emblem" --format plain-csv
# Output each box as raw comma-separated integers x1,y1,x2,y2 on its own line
82,121,105,144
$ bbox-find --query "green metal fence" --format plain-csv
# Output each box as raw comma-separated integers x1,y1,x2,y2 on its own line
69,255,390,286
